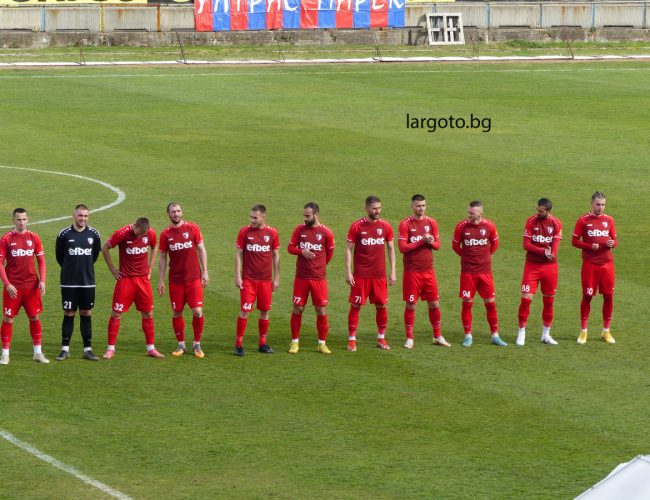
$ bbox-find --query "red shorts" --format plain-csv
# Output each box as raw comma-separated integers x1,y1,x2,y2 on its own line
3,285,42,318
581,260,615,296
403,269,439,303
349,277,388,306
169,280,204,312
459,272,495,300
521,262,558,296
241,279,273,312
292,278,328,307
112,276,153,314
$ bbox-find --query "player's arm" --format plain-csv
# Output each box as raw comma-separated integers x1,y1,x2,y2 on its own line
157,251,168,295
430,223,441,251
287,229,302,256
325,241,334,264
147,245,158,280
92,235,101,263
490,237,499,254
451,225,463,256
36,253,46,296
101,242,121,280
197,241,209,288
606,219,618,249
0,259,17,299
344,240,355,286
397,222,426,254
549,222,562,259
55,233,65,267
387,239,397,286
234,248,243,289
572,219,596,250
272,248,280,291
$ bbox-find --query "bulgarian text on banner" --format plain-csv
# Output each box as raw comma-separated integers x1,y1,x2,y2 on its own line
195,0,404,31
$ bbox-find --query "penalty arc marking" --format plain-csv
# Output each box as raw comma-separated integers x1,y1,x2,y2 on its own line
0,165,125,228
0,429,132,499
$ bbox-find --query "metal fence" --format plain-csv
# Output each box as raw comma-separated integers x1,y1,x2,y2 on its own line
0,2,648,32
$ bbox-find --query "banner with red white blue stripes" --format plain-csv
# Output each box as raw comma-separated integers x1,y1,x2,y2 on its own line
194,0,405,31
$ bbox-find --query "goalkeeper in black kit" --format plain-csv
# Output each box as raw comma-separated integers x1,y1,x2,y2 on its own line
55,204,102,361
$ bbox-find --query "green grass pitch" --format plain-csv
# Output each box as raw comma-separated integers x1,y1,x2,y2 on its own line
0,60,649,498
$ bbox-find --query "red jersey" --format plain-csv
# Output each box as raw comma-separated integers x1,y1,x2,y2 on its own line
523,214,563,265
106,225,157,278
0,230,44,288
288,224,335,280
159,222,203,285
572,213,617,265
398,216,439,272
236,225,280,281
452,219,499,274
347,218,394,279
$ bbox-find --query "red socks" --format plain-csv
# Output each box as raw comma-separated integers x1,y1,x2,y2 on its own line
29,319,42,347
485,301,499,334
107,316,120,346
518,297,532,328
461,301,473,334
172,316,185,342
236,316,247,348
375,307,388,334
1,321,12,349
429,307,441,338
404,308,415,339
580,295,592,330
602,294,613,329
142,317,155,346
542,296,554,327
348,306,360,337
192,316,204,343
316,314,328,342
258,318,269,346
290,313,302,340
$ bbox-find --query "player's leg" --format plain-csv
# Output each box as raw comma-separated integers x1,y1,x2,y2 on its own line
1,288,19,364
540,265,558,345
79,288,99,361
402,271,418,349
459,273,476,347
517,263,537,346
168,283,187,356
311,280,330,354
289,279,308,353
235,280,255,356
23,286,47,363
479,274,506,347
134,277,163,358
347,278,366,352
57,288,77,361
578,263,595,344
600,262,616,344
257,281,274,354
370,278,390,350
105,279,133,359
185,280,205,358
423,270,447,347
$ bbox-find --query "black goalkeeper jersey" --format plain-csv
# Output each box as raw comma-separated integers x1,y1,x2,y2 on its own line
55,225,101,288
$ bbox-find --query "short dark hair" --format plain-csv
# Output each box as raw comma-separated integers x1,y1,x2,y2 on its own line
134,217,150,230
304,202,320,214
251,204,267,214
537,198,552,210
411,194,425,202
75,204,88,211
166,202,181,213
592,191,606,201
12,208,27,217
365,195,381,207
468,200,483,208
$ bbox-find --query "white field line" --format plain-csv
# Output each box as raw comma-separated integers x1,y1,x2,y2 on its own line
0,166,126,229
0,429,132,500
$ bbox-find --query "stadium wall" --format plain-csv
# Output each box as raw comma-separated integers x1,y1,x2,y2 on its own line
0,2,648,47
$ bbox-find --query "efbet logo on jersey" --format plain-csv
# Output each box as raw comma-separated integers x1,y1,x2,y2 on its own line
126,246,149,255
11,248,34,257
409,235,424,243
300,242,323,251
587,229,610,237
169,241,194,251
360,237,385,246
464,238,489,246
532,234,553,244
247,243,271,252
69,247,93,256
